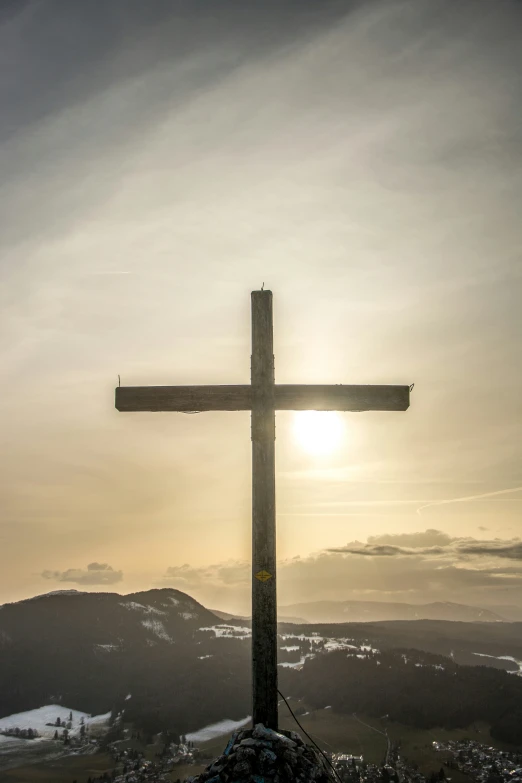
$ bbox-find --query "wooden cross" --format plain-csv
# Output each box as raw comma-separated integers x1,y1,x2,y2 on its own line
115,289,410,730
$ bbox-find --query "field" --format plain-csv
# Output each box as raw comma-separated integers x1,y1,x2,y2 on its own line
194,701,522,779
0,751,114,783
2,704,521,783
0,743,210,783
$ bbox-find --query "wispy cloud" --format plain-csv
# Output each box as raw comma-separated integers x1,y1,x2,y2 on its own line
417,486,522,515
327,531,522,562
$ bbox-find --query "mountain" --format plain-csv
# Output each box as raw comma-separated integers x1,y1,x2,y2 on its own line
276,600,507,623
0,587,247,730
1,594,522,763
2,588,522,746
0,587,221,647
210,608,307,625
484,605,522,622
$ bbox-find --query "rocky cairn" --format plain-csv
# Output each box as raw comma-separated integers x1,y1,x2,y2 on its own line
186,722,334,783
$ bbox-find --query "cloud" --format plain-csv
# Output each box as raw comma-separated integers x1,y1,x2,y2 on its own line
368,529,453,547
330,543,447,557
326,531,522,561
87,561,112,571
163,560,250,589
159,531,522,612
332,529,453,557
457,541,522,560
41,563,123,585
280,535,522,605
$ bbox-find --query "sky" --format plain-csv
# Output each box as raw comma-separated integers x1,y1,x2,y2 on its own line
1,0,521,615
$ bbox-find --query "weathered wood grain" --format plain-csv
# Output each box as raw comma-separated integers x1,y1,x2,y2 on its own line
115,384,409,412
274,384,410,411
115,385,252,411
251,290,278,730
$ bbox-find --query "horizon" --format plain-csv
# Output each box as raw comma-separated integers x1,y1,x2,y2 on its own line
3,585,521,617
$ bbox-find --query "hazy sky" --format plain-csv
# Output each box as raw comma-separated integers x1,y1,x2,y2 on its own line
1,0,521,614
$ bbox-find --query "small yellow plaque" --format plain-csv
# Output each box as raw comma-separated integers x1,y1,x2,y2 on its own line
254,570,272,582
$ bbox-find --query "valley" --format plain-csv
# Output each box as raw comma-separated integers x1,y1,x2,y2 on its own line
1,589,522,781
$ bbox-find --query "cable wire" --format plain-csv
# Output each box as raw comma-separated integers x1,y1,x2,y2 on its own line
277,690,344,783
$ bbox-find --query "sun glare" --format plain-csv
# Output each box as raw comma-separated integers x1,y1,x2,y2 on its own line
293,411,345,456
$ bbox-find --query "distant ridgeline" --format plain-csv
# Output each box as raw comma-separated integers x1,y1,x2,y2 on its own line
0,589,521,745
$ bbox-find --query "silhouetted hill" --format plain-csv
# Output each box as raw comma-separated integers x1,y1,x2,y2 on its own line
277,599,506,623
0,588,242,731
0,587,220,648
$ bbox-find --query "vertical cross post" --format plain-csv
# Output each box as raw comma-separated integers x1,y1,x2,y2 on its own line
251,290,278,730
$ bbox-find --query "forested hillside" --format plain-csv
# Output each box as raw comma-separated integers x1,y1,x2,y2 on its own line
1,590,522,746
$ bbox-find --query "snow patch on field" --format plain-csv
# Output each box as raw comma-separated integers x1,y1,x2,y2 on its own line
473,651,522,675
199,624,251,638
186,716,251,743
278,653,315,669
0,735,18,744
0,706,111,739
325,639,358,652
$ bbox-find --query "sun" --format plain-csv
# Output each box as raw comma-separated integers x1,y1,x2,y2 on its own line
293,411,345,456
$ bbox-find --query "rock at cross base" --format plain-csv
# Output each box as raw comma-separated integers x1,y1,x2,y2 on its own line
186,723,335,783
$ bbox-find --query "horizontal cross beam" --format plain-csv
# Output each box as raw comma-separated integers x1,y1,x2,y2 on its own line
115,384,409,412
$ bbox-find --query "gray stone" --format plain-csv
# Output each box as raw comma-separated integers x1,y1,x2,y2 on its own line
236,746,256,760
232,759,252,776
239,737,270,748
252,723,296,747
187,722,333,783
259,748,277,764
